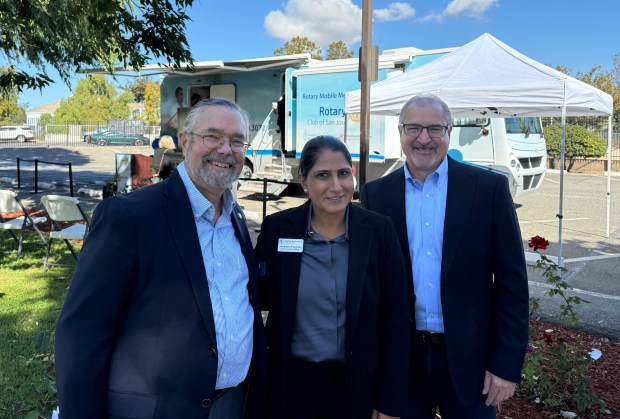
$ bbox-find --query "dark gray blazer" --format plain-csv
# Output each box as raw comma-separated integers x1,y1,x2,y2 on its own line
55,171,267,419
362,157,529,405
254,201,410,418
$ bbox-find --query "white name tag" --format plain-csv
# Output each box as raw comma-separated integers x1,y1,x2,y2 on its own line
278,238,304,253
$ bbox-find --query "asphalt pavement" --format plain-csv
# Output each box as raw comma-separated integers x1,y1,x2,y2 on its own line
1,145,619,341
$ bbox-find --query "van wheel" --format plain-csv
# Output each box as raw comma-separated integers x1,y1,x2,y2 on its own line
134,139,144,146
16,135,26,143
98,139,108,146
237,163,253,190
240,163,253,180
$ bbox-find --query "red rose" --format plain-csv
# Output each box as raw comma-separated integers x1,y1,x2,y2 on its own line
528,235,549,251
542,331,553,344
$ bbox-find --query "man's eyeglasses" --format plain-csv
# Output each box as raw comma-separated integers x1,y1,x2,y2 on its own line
399,124,449,138
190,132,248,153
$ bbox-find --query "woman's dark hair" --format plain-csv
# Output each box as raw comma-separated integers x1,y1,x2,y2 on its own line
299,135,352,178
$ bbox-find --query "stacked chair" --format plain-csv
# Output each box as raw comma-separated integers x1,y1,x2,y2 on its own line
0,189,47,258
40,195,90,272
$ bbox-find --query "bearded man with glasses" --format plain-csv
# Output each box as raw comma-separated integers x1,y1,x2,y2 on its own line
56,98,267,419
361,94,528,419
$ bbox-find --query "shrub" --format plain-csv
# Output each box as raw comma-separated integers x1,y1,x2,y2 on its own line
521,236,606,414
544,124,607,171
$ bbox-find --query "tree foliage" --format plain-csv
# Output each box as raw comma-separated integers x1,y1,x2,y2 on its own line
0,67,26,124
124,77,150,103
544,123,608,171
54,75,132,124
274,37,323,60
143,81,161,126
274,37,356,61
0,0,195,92
326,41,355,60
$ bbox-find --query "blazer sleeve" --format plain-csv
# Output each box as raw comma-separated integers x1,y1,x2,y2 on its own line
55,197,140,418
488,176,529,383
374,217,411,416
253,215,274,311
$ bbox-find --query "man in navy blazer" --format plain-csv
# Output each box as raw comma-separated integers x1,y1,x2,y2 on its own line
362,94,528,418
55,98,266,418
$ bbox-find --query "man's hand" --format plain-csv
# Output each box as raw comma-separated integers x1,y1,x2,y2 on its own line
482,370,516,406
371,409,399,419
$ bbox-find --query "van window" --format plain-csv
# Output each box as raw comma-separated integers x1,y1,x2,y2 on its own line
505,117,542,134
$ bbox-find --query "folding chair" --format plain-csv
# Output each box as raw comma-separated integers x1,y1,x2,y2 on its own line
0,189,47,258
40,194,90,272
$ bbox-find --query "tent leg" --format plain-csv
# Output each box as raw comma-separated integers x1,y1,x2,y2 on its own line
606,115,612,238
557,106,566,268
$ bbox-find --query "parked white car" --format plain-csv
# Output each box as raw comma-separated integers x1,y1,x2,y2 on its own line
0,126,34,142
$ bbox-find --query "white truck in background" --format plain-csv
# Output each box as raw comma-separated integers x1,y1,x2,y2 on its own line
155,48,546,197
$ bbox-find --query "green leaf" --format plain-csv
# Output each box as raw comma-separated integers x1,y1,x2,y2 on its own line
34,331,51,352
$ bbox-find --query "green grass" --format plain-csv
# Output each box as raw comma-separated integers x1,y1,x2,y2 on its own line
0,233,78,419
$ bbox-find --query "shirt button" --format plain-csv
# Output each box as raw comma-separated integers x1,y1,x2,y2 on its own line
426,251,431,256
430,312,435,318
425,222,430,227
202,399,212,408
426,193,430,198
428,282,433,288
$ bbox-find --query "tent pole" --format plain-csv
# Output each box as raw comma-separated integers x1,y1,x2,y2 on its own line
557,107,567,267
606,115,613,238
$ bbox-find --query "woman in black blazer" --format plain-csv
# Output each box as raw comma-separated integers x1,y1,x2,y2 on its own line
254,136,410,419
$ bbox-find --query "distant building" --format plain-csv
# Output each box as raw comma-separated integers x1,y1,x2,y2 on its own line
26,101,61,127
25,100,145,126
128,102,145,120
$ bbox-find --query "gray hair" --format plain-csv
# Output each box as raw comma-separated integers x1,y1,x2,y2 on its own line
398,94,452,125
181,97,250,140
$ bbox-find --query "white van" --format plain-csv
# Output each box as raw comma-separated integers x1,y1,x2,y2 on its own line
0,126,34,142
450,117,546,197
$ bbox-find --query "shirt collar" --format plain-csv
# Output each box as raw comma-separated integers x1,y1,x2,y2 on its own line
403,155,449,189
305,203,350,242
177,162,234,222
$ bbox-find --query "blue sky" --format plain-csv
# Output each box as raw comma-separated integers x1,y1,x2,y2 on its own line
14,0,620,110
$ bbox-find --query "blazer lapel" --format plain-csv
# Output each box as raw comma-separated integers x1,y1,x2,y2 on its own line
382,169,411,276
230,202,258,294
278,202,309,349
162,173,217,346
345,205,372,351
441,158,476,283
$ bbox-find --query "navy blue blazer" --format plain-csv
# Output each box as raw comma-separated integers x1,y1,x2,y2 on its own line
254,201,410,418
361,157,529,405
55,171,267,418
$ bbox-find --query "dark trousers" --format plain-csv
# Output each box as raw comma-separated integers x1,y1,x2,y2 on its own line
285,359,347,419
208,380,247,419
404,332,496,419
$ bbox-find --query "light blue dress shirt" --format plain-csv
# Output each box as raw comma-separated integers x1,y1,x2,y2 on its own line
404,157,448,333
177,162,253,389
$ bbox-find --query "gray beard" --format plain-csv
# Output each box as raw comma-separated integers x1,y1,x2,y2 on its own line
187,154,240,190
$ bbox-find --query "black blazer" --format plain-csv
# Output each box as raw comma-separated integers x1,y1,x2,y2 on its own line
361,157,529,405
254,201,410,418
55,171,267,419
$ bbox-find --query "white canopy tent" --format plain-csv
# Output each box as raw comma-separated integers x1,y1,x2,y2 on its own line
345,33,614,265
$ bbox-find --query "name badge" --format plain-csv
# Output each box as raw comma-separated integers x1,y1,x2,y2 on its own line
278,238,304,253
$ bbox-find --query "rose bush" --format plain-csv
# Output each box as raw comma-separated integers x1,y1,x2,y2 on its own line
520,236,606,413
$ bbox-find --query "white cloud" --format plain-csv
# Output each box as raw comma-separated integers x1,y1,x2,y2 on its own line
373,3,416,22
420,0,497,22
264,0,362,47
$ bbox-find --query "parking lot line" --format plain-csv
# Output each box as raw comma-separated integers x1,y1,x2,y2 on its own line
529,281,620,301
520,217,590,224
